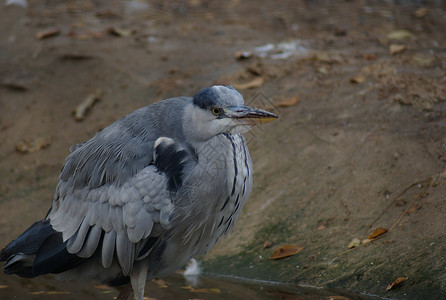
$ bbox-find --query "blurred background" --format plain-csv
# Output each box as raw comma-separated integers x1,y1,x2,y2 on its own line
1,0,446,299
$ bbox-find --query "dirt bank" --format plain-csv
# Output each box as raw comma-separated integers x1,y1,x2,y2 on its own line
1,1,445,299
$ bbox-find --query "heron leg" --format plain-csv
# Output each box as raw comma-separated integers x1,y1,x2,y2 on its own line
130,261,149,300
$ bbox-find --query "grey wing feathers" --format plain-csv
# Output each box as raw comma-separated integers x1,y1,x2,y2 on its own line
48,165,172,275
47,98,193,275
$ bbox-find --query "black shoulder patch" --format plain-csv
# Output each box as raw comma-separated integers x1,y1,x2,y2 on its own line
154,139,195,193
192,87,217,109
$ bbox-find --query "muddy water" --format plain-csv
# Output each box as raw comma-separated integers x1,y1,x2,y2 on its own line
0,271,371,300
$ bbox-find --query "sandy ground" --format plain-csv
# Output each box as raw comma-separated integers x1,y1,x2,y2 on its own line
1,1,446,299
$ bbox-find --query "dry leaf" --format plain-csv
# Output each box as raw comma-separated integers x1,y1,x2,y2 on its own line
270,245,304,260
15,135,53,153
94,285,111,290
362,239,372,245
412,55,434,67
277,96,299,107
317,66,329,74
153,279,169,288
317,223,326,230
232,77,264,89
368,227,387,239
347,238,361,249
36,29,60,40
350,75,366,84
328,296,350,300
407,203,421,213
395,197,407,207
263,240,273,249
387,29,413,40
108,27,134,37
363,54,377,60
386,277,408,291
73,90,103,121
389,44,406,55
235,50,253,60
415,7,428,18
0,285,8,289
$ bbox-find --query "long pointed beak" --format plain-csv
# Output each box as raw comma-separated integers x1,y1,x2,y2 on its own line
223,106,278,124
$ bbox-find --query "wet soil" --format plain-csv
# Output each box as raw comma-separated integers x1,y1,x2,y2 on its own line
1,1,446,299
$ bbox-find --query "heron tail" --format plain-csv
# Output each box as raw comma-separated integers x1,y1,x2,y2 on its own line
0,219,85,277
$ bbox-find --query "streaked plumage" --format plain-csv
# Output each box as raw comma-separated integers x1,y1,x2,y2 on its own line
1,85,277,300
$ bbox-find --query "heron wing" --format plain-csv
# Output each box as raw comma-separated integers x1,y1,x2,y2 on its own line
48,163,172,275
47,131,197,276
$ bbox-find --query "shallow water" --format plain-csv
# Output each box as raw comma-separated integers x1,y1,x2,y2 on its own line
0,270,373,300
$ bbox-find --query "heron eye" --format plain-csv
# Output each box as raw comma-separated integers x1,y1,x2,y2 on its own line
211,107,222,116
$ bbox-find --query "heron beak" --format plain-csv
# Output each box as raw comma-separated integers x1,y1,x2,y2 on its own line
224,106,278,124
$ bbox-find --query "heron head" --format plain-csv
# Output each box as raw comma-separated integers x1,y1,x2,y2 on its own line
185,85,278,141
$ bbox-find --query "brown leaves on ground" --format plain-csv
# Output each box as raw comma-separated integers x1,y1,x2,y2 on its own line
386,277,408,291
232,77,264,89
15,135,53,153
347,227,387,249
36,29,60,40
350,75,366,84
277,96,299,107
270,245,304,260
389,44,407,55
368,227,387,239
387,29,413,40
347,238,361,249
73,90,103,121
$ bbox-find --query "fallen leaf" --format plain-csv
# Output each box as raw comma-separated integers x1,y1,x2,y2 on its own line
0,79,29,91
350,75,366,84
232,77,264,89
389,44,406,55
328,296,351,300
412,55,434,67
347,238,361,249
0,285,8,289
386,277,408,291
15,135,53,153
235,50,253,60
108,27,134,37
270,245,304,260
362,239,372,245
317,66,329,74
277,96,299,107
36,29,60,40
415,7,428,18
152,279,169,288
73,90,103,121
395,197,407,207
368,227,387,239
94,285,111,290
363,54,377,60
407,203,421,213
29,291,44,295
47,291,71,295
317,223,326,230
263,240,273,249
312,52,343,63
387,29,413,40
